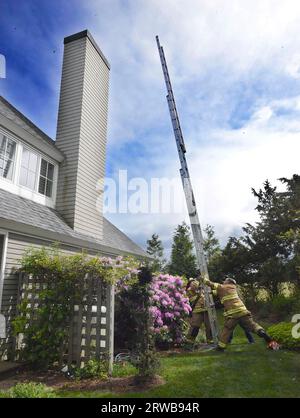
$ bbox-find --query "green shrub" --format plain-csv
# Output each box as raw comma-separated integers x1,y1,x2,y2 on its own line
112,362,137,378
271,295,297,316
255,294,300,321
268,322,300,350
116,267,160,381
73,359,108,380
7,382,56,398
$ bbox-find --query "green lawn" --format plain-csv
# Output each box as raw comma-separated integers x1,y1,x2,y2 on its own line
60,332,300,398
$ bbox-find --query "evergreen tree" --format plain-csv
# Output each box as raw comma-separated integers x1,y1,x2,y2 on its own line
209,175,300,297
203,224,221,263
203,224,223,281
168,222,197,278
146,233,166,272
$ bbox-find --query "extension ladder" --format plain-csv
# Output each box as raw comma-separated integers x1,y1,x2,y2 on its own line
156,36,219,344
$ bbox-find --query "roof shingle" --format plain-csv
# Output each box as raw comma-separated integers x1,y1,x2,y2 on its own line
0,188,147,258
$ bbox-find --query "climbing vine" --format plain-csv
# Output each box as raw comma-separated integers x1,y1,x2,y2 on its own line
13,246,139,369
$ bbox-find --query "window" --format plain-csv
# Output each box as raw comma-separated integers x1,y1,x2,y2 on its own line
0,132,57,203
0,134,16,180
19,148,39,190
38,159,54,198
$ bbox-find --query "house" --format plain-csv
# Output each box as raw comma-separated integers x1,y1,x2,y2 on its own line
0,30,148,357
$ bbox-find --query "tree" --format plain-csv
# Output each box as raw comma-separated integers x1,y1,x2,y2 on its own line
243,175,300,295
168,222,197,278
210,175,300,298
146,234,166,272
277,175,300,287
203,224,221,262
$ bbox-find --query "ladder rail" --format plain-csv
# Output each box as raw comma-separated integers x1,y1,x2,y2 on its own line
156,36,219,344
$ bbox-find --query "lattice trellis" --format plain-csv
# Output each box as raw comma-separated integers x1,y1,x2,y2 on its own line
15,273,114,371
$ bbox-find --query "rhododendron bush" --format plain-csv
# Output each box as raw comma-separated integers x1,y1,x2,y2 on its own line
149,274,191,346
115,272,191,349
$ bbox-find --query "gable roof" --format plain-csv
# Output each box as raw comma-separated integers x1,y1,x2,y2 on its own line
0,96,55,147
0,188,148,258
0,96,64,162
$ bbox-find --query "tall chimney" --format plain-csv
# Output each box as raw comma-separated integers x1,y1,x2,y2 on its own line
55,30,110,241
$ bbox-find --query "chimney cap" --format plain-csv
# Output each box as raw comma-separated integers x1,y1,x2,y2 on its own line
64,29,110,70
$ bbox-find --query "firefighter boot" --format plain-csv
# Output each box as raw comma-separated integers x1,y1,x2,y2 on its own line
257,329,280,350
185,327,200,350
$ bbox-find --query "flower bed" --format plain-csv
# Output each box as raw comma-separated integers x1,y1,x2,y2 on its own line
149,274,191,348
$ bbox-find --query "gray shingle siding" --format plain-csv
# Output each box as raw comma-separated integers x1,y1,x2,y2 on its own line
55,33,109,241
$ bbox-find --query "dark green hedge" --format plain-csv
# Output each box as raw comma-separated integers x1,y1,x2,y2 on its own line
268,322,300,350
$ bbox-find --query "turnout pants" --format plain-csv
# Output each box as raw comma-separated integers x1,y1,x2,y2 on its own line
218,314,263,348
188,311,212,343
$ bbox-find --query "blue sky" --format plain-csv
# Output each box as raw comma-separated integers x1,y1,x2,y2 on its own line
1,0,300,257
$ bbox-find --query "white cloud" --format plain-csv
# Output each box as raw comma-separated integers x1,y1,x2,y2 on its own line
286,54,300,78
78,1,300,254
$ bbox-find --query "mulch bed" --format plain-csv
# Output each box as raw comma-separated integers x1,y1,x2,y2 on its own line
0,345,212,393
0,367,165,393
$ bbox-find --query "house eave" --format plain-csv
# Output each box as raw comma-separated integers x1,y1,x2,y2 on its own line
0,218,149,260
0,113,64,163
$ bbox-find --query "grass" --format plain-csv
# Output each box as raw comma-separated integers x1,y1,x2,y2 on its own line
58,327,300,398
1,324,299,398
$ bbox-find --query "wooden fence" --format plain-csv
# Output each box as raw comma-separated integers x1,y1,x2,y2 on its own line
15,273,115,373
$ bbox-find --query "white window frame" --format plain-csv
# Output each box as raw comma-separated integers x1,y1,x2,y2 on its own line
0,126,58,208
0,229,8,312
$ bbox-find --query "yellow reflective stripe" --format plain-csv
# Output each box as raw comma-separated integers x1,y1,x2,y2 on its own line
212,283,221,290
218,341,226,348
204,279,220,290
221,293,239,304
224,307,248,317
193,307,207,313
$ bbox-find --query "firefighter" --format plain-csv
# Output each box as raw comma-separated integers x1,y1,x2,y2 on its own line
229,324,255,344
203,276,280,351
186,278,213,344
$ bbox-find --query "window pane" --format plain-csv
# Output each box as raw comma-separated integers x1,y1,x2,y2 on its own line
0,135,6,157
39,159,54,198
19,148,38,190
38,176,46,195
47,163,54,181
29,152,38,172
21,149,30,168
3,160,14,180
6,139,16,160
40,159,48,178
26,170,36,190
0,156,4,171
19,166,28,187
0,136,16,180
45,180,53,198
